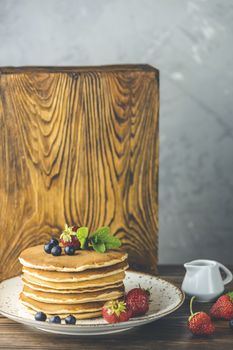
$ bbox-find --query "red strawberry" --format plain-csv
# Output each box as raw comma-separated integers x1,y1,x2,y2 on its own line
126,287,150,317
61,236,80,248
60,224,80,249
188,297,215,335
102,300,132,323
210,293,233,320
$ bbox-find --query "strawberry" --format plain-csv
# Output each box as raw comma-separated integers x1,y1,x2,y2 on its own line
210,293,233,320
188,296,215,336
72,225,79,232
60,224,80,249
126,287,150,317
102,300,132,323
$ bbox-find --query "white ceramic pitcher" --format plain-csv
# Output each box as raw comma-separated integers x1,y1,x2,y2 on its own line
182,259,233,302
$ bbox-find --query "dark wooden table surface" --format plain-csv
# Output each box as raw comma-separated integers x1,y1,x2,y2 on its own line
1,265,232,350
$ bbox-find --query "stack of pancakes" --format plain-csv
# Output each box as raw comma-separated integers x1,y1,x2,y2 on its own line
19,245,128,319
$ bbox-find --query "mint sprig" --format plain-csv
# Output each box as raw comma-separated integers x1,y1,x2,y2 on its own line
89,226,121,253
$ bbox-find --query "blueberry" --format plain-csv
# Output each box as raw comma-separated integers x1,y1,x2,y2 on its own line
44,243,54,254
65,314,76,325
35,311,47,321
64,246,75,255
50,238,59,246
229,319,233,329
51,245,62,256
49,315,61,324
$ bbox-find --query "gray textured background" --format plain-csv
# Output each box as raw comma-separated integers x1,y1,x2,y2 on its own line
0,0,232,264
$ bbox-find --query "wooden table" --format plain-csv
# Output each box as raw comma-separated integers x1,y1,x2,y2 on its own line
1,265,232,350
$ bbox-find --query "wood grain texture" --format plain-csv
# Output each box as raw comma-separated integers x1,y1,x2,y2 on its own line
0,65,159,281
1,266,233,350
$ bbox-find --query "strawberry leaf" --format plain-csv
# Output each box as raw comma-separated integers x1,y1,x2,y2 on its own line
60,224,73,242
107,300,126,316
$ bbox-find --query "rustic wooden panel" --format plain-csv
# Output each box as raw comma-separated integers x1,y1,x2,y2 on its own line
0,65,159,281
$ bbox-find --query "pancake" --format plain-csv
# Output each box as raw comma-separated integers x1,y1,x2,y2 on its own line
20,294,103,319
20,293,105,314
22,278,124,294
22,285,125,304
22,271,125,290
22,261,128,282
19,245,127,272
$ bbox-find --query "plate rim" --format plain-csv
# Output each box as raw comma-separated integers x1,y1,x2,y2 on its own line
0,270,185,330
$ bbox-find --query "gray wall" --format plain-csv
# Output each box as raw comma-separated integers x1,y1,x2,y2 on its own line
1,0,232,264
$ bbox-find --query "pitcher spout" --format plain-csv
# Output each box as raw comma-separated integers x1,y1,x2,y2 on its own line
184,261,199,273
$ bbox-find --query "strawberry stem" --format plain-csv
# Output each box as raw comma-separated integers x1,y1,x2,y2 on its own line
190,296,195,316
227,291,233,302
137,284,151,296
107,300,126,317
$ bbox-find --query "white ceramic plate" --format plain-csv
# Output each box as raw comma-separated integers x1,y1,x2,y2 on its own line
0,271,184,335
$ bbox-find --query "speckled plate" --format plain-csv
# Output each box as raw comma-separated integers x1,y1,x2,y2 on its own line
0,271,184,335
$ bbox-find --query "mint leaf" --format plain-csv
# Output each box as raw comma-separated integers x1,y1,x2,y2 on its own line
90,227,121,251
91,226,110,239
93,242,106,253
104,235,121,250
76,227,88,249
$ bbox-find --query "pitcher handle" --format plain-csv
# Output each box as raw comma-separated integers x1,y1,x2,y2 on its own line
218,263,233,285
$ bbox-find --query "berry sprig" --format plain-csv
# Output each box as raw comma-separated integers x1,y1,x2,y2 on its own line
60,224,121,253
44,224,122,256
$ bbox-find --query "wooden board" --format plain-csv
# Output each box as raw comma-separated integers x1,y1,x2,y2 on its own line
0,65,159,281
1,266,233,350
